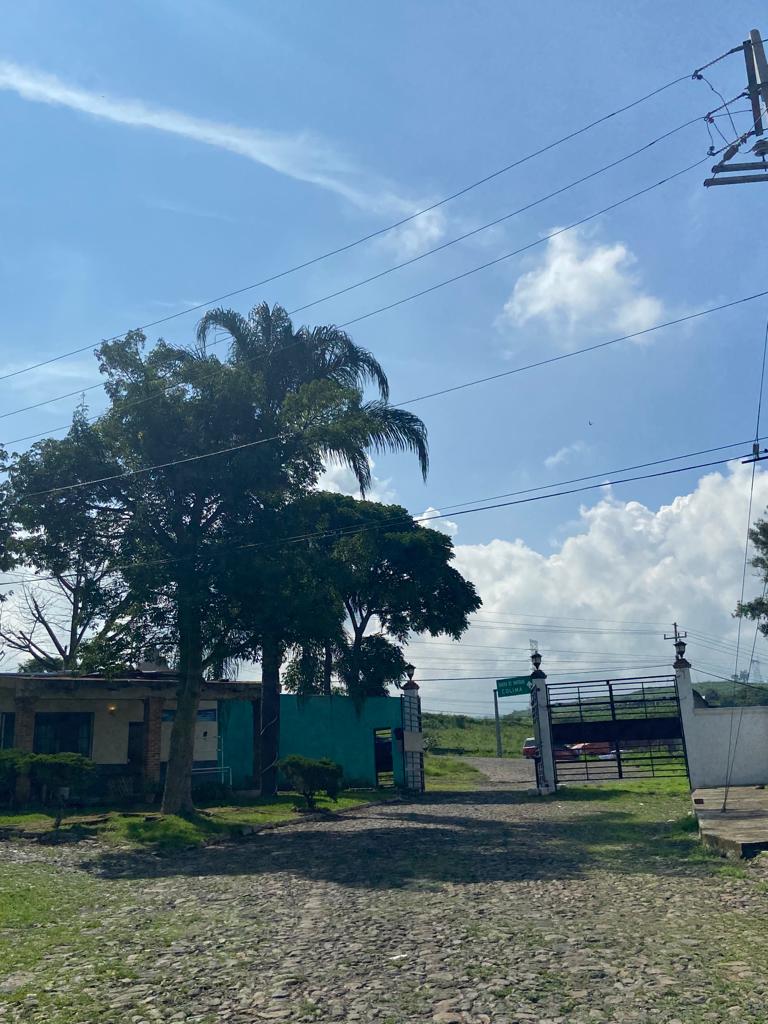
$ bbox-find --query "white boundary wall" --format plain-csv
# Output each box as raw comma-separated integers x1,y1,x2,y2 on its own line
677,663,768,789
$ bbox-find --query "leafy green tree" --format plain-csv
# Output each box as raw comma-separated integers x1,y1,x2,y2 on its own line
737,515,768,644
95,305,427,808
1,410,142,673
290,493,481,697
196,304,428,797
0,445,14,666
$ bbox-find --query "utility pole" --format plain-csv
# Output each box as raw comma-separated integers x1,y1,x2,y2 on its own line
493,688,503,757
705,29,768,187
664,622,688,646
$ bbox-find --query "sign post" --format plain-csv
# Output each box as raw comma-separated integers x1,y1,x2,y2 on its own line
493,689,503,757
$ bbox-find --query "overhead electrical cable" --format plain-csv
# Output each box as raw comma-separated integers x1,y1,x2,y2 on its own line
723,314,768,809
8,288,768,451
0,52,740,387
0,116,741,434
0,448,757,590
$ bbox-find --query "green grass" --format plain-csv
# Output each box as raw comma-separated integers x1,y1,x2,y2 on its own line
423,710,531,758
0,790,386,854
424,753,484,790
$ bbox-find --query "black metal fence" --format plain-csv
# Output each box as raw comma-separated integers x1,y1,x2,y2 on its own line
546,675,688,783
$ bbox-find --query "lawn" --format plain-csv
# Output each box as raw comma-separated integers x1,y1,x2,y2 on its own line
423,753,485,790
423,710,531,758
0,789,386,854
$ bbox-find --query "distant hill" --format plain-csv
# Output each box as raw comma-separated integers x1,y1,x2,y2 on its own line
423,710,532,758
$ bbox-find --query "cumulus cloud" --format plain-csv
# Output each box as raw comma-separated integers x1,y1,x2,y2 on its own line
544,440,589,469
0,61,445,238
317,457,395,503
408,466,768,710
499,228,665,341
419,507,459,537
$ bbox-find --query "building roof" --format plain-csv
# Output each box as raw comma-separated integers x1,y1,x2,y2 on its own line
0,671,261,701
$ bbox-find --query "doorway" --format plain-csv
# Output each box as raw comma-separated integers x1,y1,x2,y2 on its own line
374,728,394,787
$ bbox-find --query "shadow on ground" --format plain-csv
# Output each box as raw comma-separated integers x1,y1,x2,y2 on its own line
84,786,702,888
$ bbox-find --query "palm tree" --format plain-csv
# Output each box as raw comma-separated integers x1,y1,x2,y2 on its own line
197,303,429,794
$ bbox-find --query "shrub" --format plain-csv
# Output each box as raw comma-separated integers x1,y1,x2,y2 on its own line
0,749,30,806
28,752,94,804
278,755,343,811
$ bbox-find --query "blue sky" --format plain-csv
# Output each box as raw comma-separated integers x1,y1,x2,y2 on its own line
1,2,768,703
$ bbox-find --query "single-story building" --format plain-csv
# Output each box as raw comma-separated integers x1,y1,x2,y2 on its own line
0,669,424,797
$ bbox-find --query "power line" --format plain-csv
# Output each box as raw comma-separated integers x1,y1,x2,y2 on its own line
723,313,768,809
8,287,768,452
418,436,768,516
0,446,754,590
0,56,733,388
0,117,735,435
335,155,709,330
393,290,768,409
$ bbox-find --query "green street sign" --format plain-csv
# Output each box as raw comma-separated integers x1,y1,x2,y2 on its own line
496,676,531,698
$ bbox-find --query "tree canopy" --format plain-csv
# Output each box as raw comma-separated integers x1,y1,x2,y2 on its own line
0,304,484,812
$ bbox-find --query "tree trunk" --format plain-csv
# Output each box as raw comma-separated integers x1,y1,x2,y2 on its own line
161,595,203,815
348,628,364,694
323,641,333,696
259,634,282,797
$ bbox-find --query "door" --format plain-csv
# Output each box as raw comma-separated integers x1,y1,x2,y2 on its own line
374,728,394,787
127,721,145,775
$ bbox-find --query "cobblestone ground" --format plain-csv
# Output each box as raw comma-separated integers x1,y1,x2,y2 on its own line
2,769,768,1023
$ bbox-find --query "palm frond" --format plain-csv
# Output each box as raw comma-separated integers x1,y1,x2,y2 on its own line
303,326,390,400
196,308,252,355
359,402,429,481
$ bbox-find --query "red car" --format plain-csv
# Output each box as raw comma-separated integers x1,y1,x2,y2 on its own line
522,738,580,761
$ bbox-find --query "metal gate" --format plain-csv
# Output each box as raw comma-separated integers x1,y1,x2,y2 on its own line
545,674,688,783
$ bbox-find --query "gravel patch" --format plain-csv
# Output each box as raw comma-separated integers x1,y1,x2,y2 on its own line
1,780,767,1023
466,757,535,786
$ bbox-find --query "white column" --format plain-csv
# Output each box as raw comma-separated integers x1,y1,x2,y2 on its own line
531,668,556,794
401,680,425,792
674,647,706,791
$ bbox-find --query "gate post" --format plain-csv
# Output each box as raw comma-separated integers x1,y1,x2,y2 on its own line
401,672,425,793
530,652,556,795
672,637,695,787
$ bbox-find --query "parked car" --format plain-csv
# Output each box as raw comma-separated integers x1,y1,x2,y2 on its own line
522,738,580,761
569,741,613,757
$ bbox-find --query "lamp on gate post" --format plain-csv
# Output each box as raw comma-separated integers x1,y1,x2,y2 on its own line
530,650,544,678
674,638,690,669
403,663,418,691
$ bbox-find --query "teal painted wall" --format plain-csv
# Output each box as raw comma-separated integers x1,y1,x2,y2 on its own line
220,694,404,788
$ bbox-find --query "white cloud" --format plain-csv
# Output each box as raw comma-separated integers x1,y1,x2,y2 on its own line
419,507,459,537
499,228,665,342
0,61,445,242
544,440,588,469
317,457,395,503
409,466,768,709
378,208,447,258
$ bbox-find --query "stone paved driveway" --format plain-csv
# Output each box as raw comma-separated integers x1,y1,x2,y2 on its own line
3,768,768,1024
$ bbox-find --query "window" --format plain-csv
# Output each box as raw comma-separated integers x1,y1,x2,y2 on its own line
33,712,93,757
0,713,14,749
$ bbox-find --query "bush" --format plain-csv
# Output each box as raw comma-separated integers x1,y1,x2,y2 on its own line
28,752,94,804
0,749,31,806
278,755,343,810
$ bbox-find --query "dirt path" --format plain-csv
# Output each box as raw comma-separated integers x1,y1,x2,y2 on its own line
2,775,768,1023
465,756,535,786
